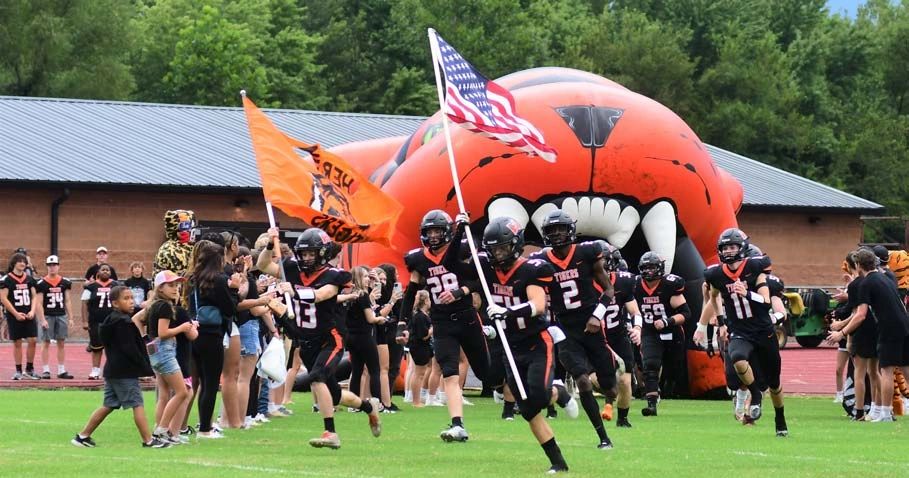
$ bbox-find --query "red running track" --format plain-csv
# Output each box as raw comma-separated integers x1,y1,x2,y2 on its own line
0,341,839,395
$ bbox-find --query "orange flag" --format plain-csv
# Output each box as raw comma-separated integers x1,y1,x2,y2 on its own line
243,96,403,246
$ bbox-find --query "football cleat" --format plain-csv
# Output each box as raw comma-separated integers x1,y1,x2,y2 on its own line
597,437,614,450
749,404,762,421
562,396,579,419
309,431,341,449
367,397,382,437
71,435,96,448
547,464,569,474
616,418,632,428
440,424,469,442
601,403,613,421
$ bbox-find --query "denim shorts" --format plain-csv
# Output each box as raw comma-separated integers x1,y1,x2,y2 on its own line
239,320,261,357
149,339,181,376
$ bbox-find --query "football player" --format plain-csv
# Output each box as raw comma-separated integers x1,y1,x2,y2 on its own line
530,210,632,446
398,210,489,442
2,253,39,380
482,217,575,474
633,252,689,417
257,227,381,449
695,228,788,437
81,264,118,380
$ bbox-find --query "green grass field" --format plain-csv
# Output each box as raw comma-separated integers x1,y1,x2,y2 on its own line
0,390,903,477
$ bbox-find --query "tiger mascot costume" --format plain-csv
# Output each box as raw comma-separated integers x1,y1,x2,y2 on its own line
888,249,909,414
153,209,195,277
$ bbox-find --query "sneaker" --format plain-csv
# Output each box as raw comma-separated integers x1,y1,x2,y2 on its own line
871,414,895,423
562,396,579,419
597,437,614,449
347,407,361,413
440,424,469,442
253,414,270,424
180,426,196,436
197,430,224,439
367,397,382,437
833,391,844,403
41,371,51,379
311,405,319,413
501,411,515,421
71,434,96,448
11,372,22,381
493,390,504,404
547,463,569,474
641,405,657,417
616,418,632,428
142,437,172,448
167,433,189,444
267,409,287,418
278,406,293,416
776,427,789,437
749,404,762,421
601,403,613,421
87,373,101,381
309,431,341,449
244,416,257,428
461,397,474,406
23,370,41,380
58,371,74,379
403,392,413,403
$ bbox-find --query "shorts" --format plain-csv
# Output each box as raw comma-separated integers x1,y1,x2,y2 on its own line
88,321,104,351
506,331,556,421
838,338,848,353
558,326,617,390
409,340,433,366
727,333,781,390
375,323,389,345
878,336,909,368
851,330,878,359
239,320,261,357
103,378,144,409
149,339,182,376
6,315,37,340
431,309,489,380
298,329,344,384
38,315,68,341
223,322,240,348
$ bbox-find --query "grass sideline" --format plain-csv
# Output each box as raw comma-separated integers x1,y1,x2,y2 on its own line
0,390,903,477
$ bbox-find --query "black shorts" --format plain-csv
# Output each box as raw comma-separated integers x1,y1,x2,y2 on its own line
727,334,781,390
507,331,556,420
6,315,37,340
298,329,344,384
725,349,765,391
558,326,617,387
851,330,878,359
375,323,389,345
431,309,489,379
88,321,104,351
837,338,848,353
409,340,433,366
878,336,909,368
605,329,634,374
485,337,507,389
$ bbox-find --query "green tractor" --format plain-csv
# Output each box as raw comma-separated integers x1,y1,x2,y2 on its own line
781,289,837,348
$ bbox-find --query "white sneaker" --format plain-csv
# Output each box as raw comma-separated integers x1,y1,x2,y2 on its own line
403,391,413,403
437,391,447,404
493,390,504,404
563,396,579,419
244,416,256,428
420,390,429,403
871,414,894,423
462,397,474,406
253,413,271,424
834,391,844,404
197,430,225,439
440,424,469,442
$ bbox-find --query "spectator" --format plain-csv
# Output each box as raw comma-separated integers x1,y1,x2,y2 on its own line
85,247,119,283
124,262,152,312
35,255,74,379
2,252,39,380
71,286,170,449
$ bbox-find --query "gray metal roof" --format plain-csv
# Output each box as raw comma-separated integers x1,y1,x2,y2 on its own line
0,96,883,211
705,144,882,211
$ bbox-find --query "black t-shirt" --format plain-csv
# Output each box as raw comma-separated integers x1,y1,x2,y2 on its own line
83,280,120,323
703,257,774,340
410,310,432,343
404,245,475,318
599,271,636,334
477,253,554,344
846,276,878,340
124,277,152,311
147,300,175,340
633,273,685,331
1,272,37,316
35,276,72,316
857,271,909,341
236,273,260,326
281,261,351,338
346,292,376,335
85,264,118,281
529,241,604,319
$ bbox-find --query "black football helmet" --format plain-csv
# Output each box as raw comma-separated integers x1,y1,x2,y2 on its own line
617,259,628,272
744,244,763,258
595,239,623,272
638,251,665,281
294,228,331,272
717,228,749,264
482,216,525,270
420,210,453,248
872,245,890,267
541,209,577,247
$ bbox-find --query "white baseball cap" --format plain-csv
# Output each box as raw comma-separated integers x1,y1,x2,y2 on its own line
45,255,60,265
96,246,109,253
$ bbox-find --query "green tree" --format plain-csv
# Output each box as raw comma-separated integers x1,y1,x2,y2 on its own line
0,0,135,98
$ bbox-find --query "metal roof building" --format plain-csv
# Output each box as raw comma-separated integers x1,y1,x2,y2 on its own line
0,95,883,213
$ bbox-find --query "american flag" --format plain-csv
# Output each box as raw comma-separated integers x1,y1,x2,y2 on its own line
432,31,557,162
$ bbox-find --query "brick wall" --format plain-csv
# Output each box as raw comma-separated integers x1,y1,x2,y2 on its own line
0,186,306,339
737,210,862,288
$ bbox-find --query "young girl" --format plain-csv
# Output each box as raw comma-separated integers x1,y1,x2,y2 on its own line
343,266,385,405
147,271,197,443
408,290,433,407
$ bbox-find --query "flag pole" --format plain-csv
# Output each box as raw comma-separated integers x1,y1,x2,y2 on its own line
427,28,526,400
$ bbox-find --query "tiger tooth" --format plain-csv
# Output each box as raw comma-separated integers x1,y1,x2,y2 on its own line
641,201,677,273
530,202,559,236
486,197,530,229
604,206,639,248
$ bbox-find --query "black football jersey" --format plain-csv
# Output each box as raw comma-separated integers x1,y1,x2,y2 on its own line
36,276,72,316
1,273,37,315
282,261,352,338
83,279,119,322
633,274,685,331
703,258,774,340
478,254,554,343
599,271,636,333
529,241,603,320
404,245,474,317
766,274,785,298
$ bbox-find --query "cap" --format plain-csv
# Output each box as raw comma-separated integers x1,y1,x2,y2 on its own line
872,245,890,265
154,270,186,288
46,255,60,265
96,246,109,253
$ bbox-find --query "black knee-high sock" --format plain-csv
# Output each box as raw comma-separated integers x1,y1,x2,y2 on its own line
748,382,763,406
579,390,608,440
618,407,629,420
324,417,335,433
541,437,567,468
358,399,374,414
775,406,786,427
